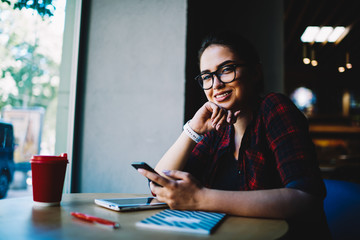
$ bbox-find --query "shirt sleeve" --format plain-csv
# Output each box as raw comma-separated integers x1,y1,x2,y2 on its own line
262,93,326,198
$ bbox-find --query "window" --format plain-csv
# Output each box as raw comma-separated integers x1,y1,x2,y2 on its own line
0,0,67,198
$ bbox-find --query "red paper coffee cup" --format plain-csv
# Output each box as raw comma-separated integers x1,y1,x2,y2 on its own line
30,153,68,206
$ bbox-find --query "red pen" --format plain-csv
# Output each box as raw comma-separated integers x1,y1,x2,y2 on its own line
70,212,120,229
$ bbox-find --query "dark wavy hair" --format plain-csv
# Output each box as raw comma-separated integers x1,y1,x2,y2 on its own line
198,32,264,95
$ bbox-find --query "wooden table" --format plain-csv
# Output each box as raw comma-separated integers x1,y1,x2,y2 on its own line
0,193,288,239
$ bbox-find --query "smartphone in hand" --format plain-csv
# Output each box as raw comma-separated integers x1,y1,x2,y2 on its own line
132,162,162,187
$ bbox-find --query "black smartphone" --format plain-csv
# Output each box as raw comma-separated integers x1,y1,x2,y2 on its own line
131,162,162,187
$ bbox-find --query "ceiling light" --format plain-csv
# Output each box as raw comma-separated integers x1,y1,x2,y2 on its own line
346,52,352,69
302,45,310,64
310,49,317,67
301,26,320,42
303,58,311,64
338,66,345,73
314,26,333,42
335,27,350,44
327,27,346,42
301,26,347,43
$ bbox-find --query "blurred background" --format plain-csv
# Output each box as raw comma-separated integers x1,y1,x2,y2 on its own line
284,0,360,184
1,0,359,199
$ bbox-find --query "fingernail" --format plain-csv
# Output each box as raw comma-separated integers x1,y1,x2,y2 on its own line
162,170,171,175
137,169,145,173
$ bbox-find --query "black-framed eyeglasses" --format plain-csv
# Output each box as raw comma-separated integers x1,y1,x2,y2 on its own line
195,64,248,90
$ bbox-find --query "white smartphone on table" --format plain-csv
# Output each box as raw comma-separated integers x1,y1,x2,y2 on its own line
95,197,167,212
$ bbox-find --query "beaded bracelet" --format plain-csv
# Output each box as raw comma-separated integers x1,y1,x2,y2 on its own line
183,120,204,143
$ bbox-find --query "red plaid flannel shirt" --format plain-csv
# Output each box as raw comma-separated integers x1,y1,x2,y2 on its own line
185,93,326,198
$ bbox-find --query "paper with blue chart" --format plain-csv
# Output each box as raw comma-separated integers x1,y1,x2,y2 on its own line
136,209,226,234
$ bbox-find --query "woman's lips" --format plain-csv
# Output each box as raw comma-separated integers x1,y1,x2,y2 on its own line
214,91,231,102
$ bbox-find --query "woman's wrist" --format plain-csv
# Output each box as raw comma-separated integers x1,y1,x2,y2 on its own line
194,186,210,211
187,119,203,134
183,120,204,143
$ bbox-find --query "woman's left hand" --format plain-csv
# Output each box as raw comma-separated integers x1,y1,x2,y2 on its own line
137,169,203,210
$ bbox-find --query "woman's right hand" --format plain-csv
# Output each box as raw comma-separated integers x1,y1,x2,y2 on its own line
189,101,240,134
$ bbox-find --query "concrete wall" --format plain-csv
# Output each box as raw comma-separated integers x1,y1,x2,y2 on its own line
74,0,187,193
72,0,283,193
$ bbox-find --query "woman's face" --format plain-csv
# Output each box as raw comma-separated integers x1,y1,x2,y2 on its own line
199,44,253,111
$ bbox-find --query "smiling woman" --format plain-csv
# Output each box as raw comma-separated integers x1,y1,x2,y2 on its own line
198,45,253,113
137,31,332,239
